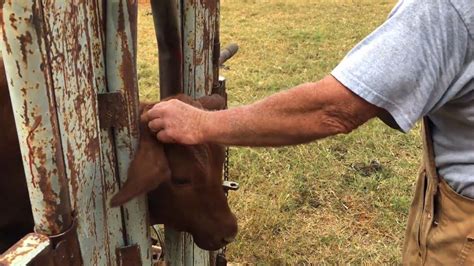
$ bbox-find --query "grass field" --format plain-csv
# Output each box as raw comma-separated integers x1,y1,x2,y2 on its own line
136,0,422,263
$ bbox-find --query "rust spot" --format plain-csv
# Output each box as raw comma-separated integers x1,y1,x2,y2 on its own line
200,0,217,20
8,12,17,30
85,135,100,161
127,0,138,54
25,115,41,188
116,244,142,266
0,6,12,55
17,31,32,65
0,233,50,265
23,108,72,236
36,164,63,234
15,60,22,78
117,0,139,141
67,142,79,209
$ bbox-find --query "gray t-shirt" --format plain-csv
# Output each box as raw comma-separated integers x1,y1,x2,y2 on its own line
331,0,474,197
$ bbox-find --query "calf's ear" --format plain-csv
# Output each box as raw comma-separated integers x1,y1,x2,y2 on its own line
166,93,226,111
110,108,171,207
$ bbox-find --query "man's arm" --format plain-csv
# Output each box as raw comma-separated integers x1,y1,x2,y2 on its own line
147,75,386,146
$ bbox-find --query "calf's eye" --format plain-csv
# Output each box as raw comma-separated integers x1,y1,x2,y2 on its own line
171,176,192,186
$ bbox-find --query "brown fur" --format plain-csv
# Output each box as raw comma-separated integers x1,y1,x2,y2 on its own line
112,94,237,250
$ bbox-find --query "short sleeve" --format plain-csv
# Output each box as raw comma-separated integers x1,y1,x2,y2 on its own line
331,0,470,132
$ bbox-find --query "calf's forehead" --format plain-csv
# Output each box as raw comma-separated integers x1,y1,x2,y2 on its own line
165,145,210,177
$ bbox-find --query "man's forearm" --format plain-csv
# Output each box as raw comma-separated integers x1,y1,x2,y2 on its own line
202,76,380,146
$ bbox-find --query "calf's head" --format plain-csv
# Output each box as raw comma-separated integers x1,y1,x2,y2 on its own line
111,94,237,251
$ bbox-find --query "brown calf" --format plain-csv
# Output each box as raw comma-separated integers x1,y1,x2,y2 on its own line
112,94,238,250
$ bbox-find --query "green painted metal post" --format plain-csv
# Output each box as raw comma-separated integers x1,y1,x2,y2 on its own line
161,0,220,264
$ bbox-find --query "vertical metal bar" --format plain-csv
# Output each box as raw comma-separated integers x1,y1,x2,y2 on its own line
36,2,115,264
182,1,196,99
88,0,126,264
209,3,221,262
164,0,219,264
0,0,73,237
105,0,152,264
80,1,126,264
151,0,183,97
212,1,221,91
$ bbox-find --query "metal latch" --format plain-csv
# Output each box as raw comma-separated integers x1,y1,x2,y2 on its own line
116,244,142,266
223,181,239,192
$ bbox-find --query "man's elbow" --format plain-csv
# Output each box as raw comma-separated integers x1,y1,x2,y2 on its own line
314,76,382,136
321,116,358,135
320,109,368,135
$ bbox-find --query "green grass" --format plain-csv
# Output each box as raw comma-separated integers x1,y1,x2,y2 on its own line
137,0,421,263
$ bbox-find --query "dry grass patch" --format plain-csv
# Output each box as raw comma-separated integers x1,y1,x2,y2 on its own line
137,0,421,263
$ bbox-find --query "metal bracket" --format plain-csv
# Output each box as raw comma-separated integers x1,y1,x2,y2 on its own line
24,218,83,265
116,244,142,266
223,181,239,192
48,218,82,266
212,76,228,109
98,92,127,129
219,43,239,66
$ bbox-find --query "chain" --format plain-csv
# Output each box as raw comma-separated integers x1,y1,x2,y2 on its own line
220,147,230,259
218,78,230,264
223,84,230,192
224,147,230,181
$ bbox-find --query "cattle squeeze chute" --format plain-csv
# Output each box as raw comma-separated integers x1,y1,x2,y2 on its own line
0,0,236,265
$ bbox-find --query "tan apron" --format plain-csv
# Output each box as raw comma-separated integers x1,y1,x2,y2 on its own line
402,118,474,265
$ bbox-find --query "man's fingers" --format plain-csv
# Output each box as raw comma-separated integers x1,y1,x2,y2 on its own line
156,130,176,143
148,118,165,133
147,103,167,120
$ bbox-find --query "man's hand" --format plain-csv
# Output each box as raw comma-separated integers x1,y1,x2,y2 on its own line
146,99,209,145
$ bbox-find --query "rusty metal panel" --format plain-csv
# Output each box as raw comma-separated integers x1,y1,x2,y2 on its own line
2,1,149,265
105,0,152,264
85,2,130,265
0,233,51,265
182,0,217,99
32,2,115,265
0,1,115,264
73,1,128,264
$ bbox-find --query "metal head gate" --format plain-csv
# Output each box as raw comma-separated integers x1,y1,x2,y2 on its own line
151,0,223,264
0,0,227,264
0,1,150,264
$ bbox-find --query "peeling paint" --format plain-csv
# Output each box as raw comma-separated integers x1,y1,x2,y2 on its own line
0,233,51,265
